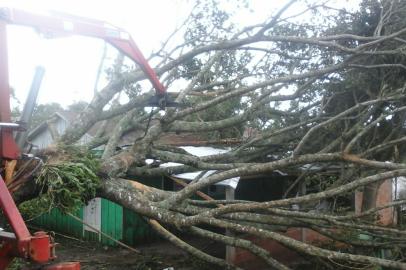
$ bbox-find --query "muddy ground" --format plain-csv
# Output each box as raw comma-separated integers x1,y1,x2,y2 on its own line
22,235,224,270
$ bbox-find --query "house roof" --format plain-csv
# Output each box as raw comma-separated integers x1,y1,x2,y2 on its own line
28,111,112,141
27,111,67,140
158,146,289,189
159,146,238,188
57,111,103,137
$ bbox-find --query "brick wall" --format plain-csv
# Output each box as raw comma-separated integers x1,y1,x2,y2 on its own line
355,178,396,226
233,179,396,268
234,228,337,269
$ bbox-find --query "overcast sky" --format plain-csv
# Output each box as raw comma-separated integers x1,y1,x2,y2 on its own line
1,0,359,108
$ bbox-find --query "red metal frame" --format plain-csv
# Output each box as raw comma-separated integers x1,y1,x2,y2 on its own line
0,22,20,160
0,175,55,269
0,7,168,269
0,7,167,160
0,8,166,95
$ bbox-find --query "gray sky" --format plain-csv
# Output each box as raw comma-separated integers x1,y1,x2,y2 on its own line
1,0,359,108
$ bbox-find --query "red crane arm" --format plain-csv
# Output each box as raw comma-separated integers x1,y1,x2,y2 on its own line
0,7,166,95
0,7,167,160
0,8,167,269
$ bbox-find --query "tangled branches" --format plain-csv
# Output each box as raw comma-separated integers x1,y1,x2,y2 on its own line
14,0,406,269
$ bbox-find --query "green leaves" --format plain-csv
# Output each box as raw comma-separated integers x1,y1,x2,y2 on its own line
35,146,101,214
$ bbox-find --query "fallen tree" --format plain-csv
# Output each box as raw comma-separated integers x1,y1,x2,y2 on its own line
10,0,406,269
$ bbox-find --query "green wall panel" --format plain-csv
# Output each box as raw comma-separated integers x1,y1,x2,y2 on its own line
123,208,155,246
32,195,159,246
101,199,123,246
31,208,83,239
84,230,99,242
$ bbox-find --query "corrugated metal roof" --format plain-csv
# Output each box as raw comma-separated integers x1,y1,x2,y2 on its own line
159,146,239,188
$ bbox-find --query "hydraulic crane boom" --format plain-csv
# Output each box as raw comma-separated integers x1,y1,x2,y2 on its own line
0,7,168,270
0,7,167,160
0,8,166,94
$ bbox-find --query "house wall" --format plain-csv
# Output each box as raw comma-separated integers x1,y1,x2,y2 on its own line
30,118,92,149
235,175,295,202
31,118,67,148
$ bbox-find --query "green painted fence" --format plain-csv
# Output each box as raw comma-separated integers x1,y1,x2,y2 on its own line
100,198,122,245
31,198,155,246
33,207,84,239
31,173,166,246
